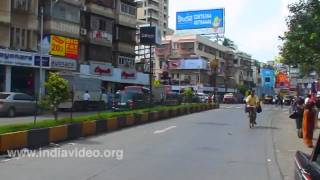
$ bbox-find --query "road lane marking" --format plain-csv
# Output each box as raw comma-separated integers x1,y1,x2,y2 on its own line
154,126,177,134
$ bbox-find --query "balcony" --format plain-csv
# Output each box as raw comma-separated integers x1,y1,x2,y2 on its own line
0,11,10,24
44,19,80,38
86,3,114,19
116,42,135,55
118,3,137,28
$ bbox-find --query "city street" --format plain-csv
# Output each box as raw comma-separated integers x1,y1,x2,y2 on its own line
0,105,314,180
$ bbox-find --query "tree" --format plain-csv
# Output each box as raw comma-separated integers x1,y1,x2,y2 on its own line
279,0,320,75
182,88,194,103
44,72,70,120
222,38,237,50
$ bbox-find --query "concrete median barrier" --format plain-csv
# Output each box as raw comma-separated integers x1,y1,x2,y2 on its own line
49,125,68,143
82,121,96,137
28,128,49,149
141,113,149,123
95,119,107,134
0,131,28,152
67,123,82,140
107,118,118,131
125,115,135,127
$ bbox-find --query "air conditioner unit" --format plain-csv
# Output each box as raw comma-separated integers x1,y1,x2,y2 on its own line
80,28,87,35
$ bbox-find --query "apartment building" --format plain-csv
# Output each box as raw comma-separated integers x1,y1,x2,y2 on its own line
0,0,40,95
136,0,173,37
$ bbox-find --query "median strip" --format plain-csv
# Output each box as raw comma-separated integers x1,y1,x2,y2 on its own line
0,103,218,153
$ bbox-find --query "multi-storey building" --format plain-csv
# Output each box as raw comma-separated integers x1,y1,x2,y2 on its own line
0,0,146,96
155,34,237,93
0,0,40,95
233,52,254,89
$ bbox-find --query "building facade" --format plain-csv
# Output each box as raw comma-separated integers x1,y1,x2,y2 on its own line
0,0,41,96
0,0,146,97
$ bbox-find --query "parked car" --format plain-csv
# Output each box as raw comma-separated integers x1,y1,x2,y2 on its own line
294,133,320,180
197,93,209,103
263,95,274,104
0,92,36,117
164,92,182,106
283,95,294,105
223,93,237,104
112,91,149,111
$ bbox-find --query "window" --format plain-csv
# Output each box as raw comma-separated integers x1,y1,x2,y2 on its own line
13,94,33,101
144,10,147,15
10,27,29,49
52,2,80,23
99,19,106,31
118,56,135,67
265,77,270,82
21,29,25,47
233,59,238,64
198,43,204,50
13,0,30,11
15,28,20,47
120,3,136,16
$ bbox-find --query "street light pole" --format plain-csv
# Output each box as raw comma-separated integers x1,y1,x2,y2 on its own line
39,6,44,100
149,13,153,106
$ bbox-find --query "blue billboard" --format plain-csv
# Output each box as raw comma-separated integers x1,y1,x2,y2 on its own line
176,9,225,33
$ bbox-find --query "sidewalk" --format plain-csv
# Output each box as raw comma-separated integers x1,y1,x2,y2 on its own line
272,109,319,180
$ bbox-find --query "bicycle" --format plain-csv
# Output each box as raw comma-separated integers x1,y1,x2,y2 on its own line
247,106,257,128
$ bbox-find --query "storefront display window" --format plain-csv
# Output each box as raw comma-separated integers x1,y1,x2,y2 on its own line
11,67,35,96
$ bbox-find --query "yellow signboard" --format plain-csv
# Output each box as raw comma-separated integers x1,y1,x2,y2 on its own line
50,35,79,59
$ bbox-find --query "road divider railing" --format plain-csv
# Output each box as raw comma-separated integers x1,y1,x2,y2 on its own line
0,103,219,153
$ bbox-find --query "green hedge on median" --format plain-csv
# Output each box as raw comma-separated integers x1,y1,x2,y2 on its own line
0,103,210,134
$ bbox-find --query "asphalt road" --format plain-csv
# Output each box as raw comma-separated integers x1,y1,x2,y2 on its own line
0,105,294,180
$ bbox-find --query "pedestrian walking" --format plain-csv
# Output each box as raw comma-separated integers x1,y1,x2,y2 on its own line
83,90,91,111
302,97,316,148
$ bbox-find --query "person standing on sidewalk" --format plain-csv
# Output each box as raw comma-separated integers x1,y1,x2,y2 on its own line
302,97,316,148
293,97,304,138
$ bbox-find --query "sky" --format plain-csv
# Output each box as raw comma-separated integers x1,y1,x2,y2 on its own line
168,0,299,62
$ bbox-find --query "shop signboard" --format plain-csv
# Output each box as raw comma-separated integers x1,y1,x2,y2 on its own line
90,61,113,76
140,26,161,45
51,57,77,71
121,70,136,79
34,55,51,68
0,49,34,67
50,35,79,59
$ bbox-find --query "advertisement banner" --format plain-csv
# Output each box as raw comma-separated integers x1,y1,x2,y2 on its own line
50,35,79,59
0,49,34,67
176,9,225,33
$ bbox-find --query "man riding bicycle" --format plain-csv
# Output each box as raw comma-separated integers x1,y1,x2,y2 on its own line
246,90,260,128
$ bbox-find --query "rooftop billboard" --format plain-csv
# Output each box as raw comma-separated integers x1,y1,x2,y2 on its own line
176,9,225,34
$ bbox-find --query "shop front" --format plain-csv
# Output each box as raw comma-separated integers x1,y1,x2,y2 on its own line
0,48,51,96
